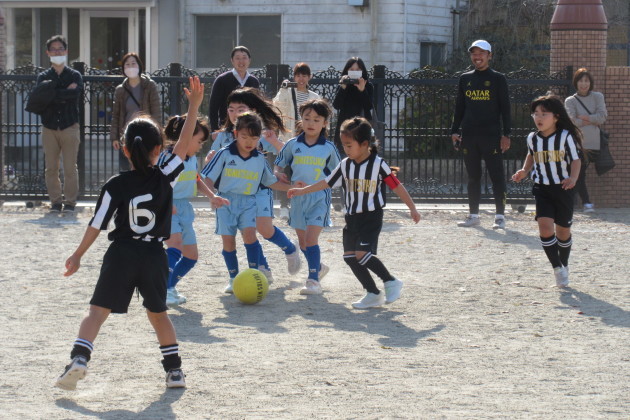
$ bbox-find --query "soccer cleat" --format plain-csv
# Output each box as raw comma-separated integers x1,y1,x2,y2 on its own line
318,263,330,281
351,292,386,309
259,266,274,285
165,368,186,388
285,242,301,275
224,278,234,294
492,217,506,230
62,204,76,213
279,207,290,220
583,203,595,213
384,278,404,304
299,279,322,295
50,203,62,213
457,215,480,227
554,266,569,288
55,356,88,390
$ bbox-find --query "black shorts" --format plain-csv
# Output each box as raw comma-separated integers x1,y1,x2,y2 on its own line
532,184,575,228
90,239,169,314
343,209,383,254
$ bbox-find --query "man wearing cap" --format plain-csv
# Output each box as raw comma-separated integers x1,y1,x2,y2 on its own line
451,40,511,229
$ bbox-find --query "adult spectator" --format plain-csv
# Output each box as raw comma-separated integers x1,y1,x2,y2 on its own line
564,68,608,213
36,35,83,213
110,52,161,171
450,40,511,229
208,46,260,132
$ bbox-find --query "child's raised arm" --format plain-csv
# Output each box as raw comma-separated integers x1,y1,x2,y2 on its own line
172,76,205,160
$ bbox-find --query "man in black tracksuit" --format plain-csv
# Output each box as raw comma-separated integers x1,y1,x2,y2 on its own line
451,40,511,229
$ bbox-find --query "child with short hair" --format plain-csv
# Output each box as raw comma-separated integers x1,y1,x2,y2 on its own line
55,76,204,391
512,94,582,287
274,99,340,295
289,117,420,308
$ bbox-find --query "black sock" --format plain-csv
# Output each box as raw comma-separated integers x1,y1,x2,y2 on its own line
160,343,182,372
358,253,394,282
540,235,562,268
557,236,572,267
70,338,93,362
344,255,380,294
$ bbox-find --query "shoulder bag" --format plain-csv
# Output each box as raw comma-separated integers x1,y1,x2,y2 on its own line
573,95,615,176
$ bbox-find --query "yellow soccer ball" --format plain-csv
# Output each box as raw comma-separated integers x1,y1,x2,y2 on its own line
233,269,269,304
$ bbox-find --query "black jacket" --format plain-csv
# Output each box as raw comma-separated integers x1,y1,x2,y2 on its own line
36,66,83,130
25,79,57,115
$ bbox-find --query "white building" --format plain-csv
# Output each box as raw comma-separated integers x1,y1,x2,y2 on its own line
1,0,466,74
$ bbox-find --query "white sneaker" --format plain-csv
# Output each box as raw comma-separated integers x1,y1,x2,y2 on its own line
259,267,274,285
492,216,506,230
351,292,385,309
583,203,595,213
554,266,569,288
166,288,179,306
318,263,330,281
384,279,403,304
224,278,234,294
172,287,187,304
165,368,186,388
457,215,480,227
299,279,322,295
279,207,290,220
285,242,301,275
55,356,88,390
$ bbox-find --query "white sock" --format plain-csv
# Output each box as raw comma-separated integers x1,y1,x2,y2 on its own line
469,214,479,218
495,214,505,219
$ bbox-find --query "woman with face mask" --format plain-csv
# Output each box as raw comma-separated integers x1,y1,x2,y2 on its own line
110,52,161,170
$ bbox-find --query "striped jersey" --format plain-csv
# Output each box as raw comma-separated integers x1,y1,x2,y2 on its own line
89,154,184,242
274,133,341,185
211,130,276,154
158,149,198,199
326,152,399,215
200,141,277,195
527,129,580,185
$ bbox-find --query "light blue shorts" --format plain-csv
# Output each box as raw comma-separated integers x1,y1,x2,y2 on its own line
255,188,274,218
215,192,257,236
289,189,332,231
171,199,197,245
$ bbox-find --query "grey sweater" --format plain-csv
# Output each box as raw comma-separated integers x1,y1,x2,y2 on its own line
565,91,607,150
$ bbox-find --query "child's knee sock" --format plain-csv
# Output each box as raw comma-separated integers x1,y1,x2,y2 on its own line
160,343,181,372
305,245,321,281
222,250,238,278
344,254,379,294
257,242,270,270
171,257,197,287
558,236,572,267
265,226,296,254
244,241,260,269
166,248,183,288
358,252,395,282
71,338,93,362
541,235,562,268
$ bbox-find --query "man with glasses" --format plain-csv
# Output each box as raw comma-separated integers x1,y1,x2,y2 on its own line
35,35,83,213
450,40,511,229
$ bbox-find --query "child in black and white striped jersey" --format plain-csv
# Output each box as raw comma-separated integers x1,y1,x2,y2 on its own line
512,94,583,288
288,117,421,309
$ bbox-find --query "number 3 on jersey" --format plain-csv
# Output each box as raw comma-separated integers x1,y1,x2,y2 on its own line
129,194,156,234
243,182,252,195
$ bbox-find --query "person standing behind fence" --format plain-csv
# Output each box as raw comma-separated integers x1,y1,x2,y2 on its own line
36,35,83,213
450,40,511,229
564,68,607,213
208,46,260,132
110,53,161,171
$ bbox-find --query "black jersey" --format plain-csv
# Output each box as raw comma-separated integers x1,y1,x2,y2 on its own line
89,154,184,242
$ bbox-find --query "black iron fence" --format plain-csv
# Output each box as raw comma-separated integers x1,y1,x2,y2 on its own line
0,62,572,204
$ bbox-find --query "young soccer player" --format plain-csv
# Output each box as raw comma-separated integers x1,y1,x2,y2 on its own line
274,99,340,295
160,114,229,306
288,117,421,308
512,94,582,288
200,112,295,293
55,76,204,391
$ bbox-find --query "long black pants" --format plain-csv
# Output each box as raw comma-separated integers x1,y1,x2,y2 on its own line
575,150,598,205
462,135,506,215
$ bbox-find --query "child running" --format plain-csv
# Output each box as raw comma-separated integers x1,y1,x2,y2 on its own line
274,99,340,295
55,76,204,390
204,88,300,282
512,94,582,288
200,112,295,293
288,117,421,308
160,114,229,306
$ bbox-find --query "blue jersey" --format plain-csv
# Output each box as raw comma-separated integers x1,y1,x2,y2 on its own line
158,150,198,199
274,133,341,185
200,141,277,195
211,130,276,154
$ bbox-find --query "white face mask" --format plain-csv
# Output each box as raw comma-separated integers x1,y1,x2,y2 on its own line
124,67,140,78
50,55,67,66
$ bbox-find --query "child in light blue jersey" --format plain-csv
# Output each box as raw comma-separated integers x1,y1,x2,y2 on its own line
274,99,341,295
200,112,294,293
204,88,301,282
159,115,229,306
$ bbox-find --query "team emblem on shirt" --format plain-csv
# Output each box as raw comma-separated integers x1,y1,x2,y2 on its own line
484,80,491,87
228,160,237,166
295,148,302,154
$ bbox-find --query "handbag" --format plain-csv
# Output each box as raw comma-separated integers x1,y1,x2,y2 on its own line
573,95,615,175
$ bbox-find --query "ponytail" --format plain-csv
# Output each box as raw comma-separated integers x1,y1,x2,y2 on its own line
340,117,379,154
123,116,163,175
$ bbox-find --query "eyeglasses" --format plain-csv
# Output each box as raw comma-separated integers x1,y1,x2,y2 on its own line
531,112,553,119
49,48,66,53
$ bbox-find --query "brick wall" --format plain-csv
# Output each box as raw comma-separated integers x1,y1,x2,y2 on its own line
550,30,607,84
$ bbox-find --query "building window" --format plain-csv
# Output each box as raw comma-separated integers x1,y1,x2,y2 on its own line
420,42,446,67
14,9,33,66
195,15,281,68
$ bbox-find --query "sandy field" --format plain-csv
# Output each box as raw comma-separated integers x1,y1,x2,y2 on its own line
0,201,628,419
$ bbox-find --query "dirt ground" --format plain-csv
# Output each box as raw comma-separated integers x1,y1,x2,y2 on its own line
0,202,628,419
